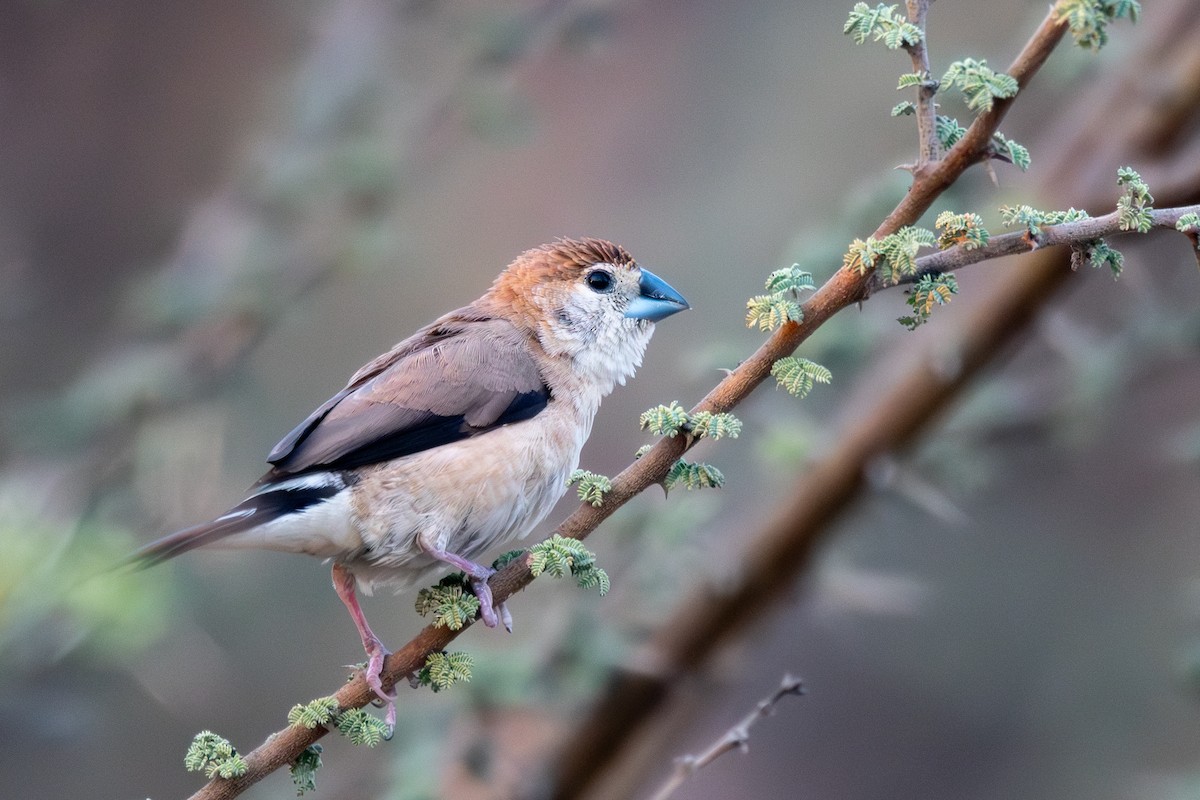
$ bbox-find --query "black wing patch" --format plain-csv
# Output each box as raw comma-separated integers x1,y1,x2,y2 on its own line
270,388,548,474
263,317,550,479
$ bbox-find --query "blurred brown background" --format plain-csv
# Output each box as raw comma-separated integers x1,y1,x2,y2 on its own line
1,1,1198,799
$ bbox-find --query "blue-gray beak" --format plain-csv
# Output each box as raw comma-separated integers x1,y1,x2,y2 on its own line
625,268,689,321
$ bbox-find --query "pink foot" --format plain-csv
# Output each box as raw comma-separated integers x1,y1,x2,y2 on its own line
332,563,396,731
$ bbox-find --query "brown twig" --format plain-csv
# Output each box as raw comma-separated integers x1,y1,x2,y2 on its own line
873,6,1068,240
185,7,1078,800
903,0,941,169
645,675,805,800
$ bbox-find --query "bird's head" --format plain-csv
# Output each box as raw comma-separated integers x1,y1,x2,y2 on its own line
486,237,689,393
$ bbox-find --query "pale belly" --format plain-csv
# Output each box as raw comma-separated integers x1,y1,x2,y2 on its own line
344,413,584,593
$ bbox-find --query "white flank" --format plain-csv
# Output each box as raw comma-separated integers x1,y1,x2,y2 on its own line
215,489,362,558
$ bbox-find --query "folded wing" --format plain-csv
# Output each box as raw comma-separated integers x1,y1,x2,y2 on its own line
264,313,550,478
123,314,550,569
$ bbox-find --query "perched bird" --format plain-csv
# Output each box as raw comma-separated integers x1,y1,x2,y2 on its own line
129,238,688,720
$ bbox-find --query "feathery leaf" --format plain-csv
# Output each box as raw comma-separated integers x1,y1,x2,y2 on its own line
843,3,921,48
900,273,959,330
991,132,1030,170
1075,239,1124,277
418,651,475,692
567,469,612,507
874,226,937,283
1116,166,1154,233
415,576,482,630
688,411,743,441
941,58,1018,114
291,745,323,796
935,211,990,250
640,401,690,436
335,709,389,747
529,534,609,595
185,731,249,780
664,460,725,492
746,294,803,331
771,357,832,398
1000,204,1089,237
764,265,816,294
287,696,340,730
935,115,967,150
1056,0,1140,51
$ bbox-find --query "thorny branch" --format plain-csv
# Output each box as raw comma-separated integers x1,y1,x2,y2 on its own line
543,6,1200,798
873,5,1067,240
186,5,1200,799
645,675,805,800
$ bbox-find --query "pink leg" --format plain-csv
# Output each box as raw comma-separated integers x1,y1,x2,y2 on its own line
331,563,396,728
421,545,509,631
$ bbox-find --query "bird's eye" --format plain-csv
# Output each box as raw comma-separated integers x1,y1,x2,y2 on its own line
585,270,614,292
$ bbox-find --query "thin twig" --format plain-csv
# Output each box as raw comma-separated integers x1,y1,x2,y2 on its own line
903,0,941,169
189,8,1078,799
645,675,805,800
891,203,1200,284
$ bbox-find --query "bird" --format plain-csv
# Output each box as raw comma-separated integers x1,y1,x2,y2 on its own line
127,237,688,723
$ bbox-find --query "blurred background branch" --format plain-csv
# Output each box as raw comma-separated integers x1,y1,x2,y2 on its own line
646,674,804,800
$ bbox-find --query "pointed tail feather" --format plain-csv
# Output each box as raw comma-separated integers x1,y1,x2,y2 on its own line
120,473,346,570
120,510,263,570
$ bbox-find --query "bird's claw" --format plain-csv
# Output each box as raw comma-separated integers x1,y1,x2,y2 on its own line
363,637,396,730
368,689,397,731
430,551,513,631
468,569,510,629
472,575,499,627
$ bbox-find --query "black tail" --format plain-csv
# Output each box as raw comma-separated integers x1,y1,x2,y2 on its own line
121,476,344,570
